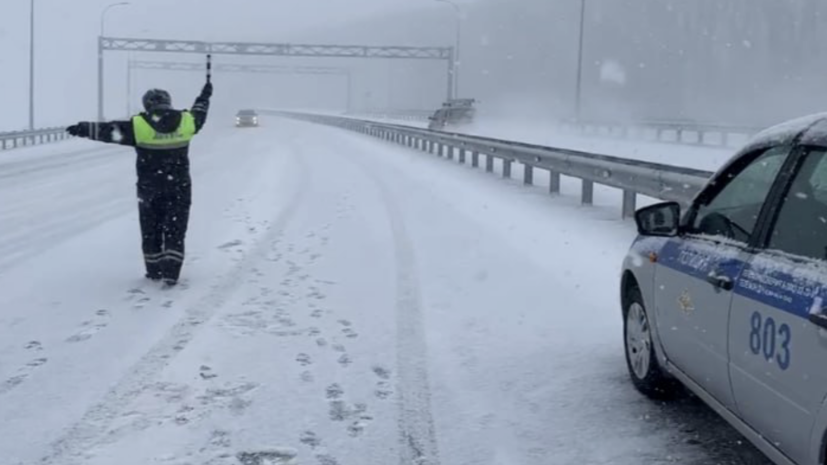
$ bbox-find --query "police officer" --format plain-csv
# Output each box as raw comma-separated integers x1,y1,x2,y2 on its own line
67,82,212,286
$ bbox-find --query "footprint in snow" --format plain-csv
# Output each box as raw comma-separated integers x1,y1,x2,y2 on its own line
372,366,393,399
374,382,393,400
24,341,42,351
337,354,352,367
332,344,346,353
301,371,314,383
372,365,391,380
316,454,340,465
209,429,232,448
236,449,298,465
199,365,218,380
341,328,358,339
325,383,344,400
217,239,243,250
310,309,324,319
296,353,312,366
316,337,328,348
65,310,110,343
0,357,48,395
300,430,321,449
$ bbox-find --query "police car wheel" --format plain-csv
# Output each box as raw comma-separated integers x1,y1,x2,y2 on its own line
624,287,678,400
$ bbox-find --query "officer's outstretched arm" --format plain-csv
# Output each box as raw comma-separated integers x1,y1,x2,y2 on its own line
191,82,212,133
66,120,137,146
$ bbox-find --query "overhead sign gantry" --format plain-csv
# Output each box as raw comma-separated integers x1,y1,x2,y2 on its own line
98,36,455,120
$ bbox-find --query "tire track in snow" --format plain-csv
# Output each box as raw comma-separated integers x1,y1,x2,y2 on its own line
345,152,441,465
38,148,311,465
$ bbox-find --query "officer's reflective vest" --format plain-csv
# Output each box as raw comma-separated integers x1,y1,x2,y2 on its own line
132,112,196,150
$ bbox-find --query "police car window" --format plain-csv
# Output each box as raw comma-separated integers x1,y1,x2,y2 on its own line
768,148,827,261
691,145,789,242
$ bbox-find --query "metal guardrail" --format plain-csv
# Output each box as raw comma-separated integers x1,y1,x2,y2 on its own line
264,110,716,218
347,109,765,149
558,119,762,148
0,127,71,151
346,110,432,122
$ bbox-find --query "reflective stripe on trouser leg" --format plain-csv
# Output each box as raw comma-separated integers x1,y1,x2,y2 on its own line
139,196,164,278
160,194,191,282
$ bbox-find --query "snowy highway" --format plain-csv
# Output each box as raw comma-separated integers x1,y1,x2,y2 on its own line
0,118,770,464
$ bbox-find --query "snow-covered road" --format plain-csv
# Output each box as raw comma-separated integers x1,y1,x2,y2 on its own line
1,119,768,465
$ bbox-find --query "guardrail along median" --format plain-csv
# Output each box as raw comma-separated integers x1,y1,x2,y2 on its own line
0,127,71,151
264,111,716,219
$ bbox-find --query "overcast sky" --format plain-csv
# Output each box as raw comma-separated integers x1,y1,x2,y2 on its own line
0,0,447,129
1,0,824,131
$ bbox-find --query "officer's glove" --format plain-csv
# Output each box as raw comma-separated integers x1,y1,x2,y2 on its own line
66,122,90,138
200,82,213,99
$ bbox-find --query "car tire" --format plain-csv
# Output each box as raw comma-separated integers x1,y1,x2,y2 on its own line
624,286,679,400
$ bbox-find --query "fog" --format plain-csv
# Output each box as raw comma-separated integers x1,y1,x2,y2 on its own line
1,0,825,130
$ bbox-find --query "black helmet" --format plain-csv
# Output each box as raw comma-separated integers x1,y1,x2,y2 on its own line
142,88,172,112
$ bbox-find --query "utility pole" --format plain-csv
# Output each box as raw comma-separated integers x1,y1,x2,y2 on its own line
436,0,461,99
574,0,587,122
29,0,35,130
98,2,130,121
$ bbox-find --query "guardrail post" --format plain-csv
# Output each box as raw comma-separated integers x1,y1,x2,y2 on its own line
472,151,479,168
722,132,729,147
549,170,561,194
524,164,533,185
458,148,466,164
485,155,494,172
503,160,512,178
622,190,637,219
581,180,594,205
447,146,454,160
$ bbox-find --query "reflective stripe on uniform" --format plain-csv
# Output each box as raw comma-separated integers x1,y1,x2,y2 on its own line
144,252,165,264
132,112,196,150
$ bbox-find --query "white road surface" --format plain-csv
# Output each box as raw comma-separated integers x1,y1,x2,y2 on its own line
0,118,768,465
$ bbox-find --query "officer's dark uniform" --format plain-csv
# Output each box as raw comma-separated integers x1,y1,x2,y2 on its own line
67,83,212,285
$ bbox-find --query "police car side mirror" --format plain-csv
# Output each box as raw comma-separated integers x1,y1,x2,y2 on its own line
635,201,681,237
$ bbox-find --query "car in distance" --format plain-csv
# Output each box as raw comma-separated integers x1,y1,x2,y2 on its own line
235,109,259,128
621,113,827,465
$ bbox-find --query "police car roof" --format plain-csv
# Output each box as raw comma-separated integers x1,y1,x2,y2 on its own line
744,112,827,152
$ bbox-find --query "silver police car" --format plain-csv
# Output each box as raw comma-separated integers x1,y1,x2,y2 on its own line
621,113,827,465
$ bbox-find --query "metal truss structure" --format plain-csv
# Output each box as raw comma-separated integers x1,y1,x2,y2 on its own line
126,60,353,113
99,36,455,120
128,60,347,75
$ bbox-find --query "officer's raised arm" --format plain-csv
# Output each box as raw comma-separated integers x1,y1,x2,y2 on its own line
66,120,137,146
191,82,212,133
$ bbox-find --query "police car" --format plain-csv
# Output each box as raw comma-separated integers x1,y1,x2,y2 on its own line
621,113,827,465
235,109,259,128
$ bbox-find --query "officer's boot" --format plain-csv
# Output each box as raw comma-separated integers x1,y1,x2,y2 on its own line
160,250,185,287
145,257,163,282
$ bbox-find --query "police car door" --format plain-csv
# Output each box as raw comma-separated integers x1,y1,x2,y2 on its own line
654,145,791,410
728,145,827,465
